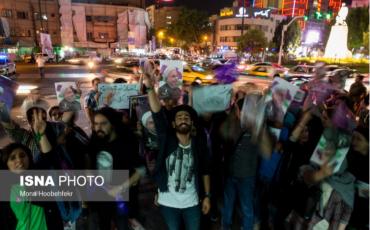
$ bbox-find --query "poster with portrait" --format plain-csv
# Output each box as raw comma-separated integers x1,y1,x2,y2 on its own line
40,33,53,57
264,78,300,123
310,132,351,173
55,82,81,112
129,95,150,120
192,84,233,114
159,60,183,90
98,83,139,109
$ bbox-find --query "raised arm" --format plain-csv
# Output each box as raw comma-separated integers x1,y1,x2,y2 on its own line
143,73,161,113
32,109,52,153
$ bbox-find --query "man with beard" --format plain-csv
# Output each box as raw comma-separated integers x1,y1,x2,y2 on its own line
143,73,211,230
88,107,145,230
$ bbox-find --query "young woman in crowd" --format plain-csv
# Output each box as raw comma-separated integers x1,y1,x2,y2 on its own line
2,138,64,230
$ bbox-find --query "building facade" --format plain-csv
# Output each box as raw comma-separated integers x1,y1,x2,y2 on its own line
0,0,149,56
214,7,286,50
61,1,150,55
351,0,369,7
146,5,181,31
0,0,61,49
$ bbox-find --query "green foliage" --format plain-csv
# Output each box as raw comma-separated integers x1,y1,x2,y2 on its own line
363,30,369,52
272,19,301,52
168,8,211,47
237,29,267,54
347,7,369,49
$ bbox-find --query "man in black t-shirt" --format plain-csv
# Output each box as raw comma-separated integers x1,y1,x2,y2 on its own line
89,107,146,230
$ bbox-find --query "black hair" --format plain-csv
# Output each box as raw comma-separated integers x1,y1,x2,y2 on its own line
48,105,60,119
91,77,101,85
1,143,34,170
94,107,122,131
170,105,198,123
113,78,127,84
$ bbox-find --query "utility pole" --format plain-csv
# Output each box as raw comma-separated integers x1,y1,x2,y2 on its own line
38,0,44,32
278,15,304,65
241,0,245,36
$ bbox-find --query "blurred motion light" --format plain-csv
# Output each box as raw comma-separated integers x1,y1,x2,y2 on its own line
305,30,320,44
17,85,38,95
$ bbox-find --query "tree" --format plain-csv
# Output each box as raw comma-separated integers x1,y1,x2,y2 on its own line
363,30,369,52
347,7,369,50
272,19,301,52
237,29,267,55
168,8,211,49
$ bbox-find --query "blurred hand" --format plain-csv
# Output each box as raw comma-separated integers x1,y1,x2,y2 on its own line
32,109,46,134
105,91,114,105
154,193,159,206
319,160,334,179
107,185,124,198
76,82,83,95
202,197,211,215
143,73,154,89
0,101,11,123
94,91,101,102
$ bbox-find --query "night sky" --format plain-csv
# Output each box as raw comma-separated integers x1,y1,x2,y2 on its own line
146,0,234,14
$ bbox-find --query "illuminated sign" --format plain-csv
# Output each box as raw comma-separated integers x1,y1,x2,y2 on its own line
234,7,272,18
253,9,271,18
220,8,234,17
236,7,249,17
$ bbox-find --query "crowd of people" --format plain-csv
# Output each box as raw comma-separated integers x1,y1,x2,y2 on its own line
0,60,368,230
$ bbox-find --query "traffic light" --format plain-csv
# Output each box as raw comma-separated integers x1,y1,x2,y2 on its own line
304,15,308,21
315,11,322,19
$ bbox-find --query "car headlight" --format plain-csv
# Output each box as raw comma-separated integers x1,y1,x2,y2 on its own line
17,85,38,95
68,59,80,63
87,61,95,68
114,59,122,64
205,75,213,80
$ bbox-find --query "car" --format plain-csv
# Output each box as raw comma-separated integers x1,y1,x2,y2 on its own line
325,65,355,78
246,62,288,71
182,65,216,84
0,56,16,76
66,55,103,65
102,66,140,83
284,65,316,79
241,65,283,78
23,54,35,63
120,58,140,67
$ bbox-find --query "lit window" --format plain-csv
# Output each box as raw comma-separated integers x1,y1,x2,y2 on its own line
2,9,12,18
166,21,171,24
166,16,172,19
17,11,28,19
98,32,108,39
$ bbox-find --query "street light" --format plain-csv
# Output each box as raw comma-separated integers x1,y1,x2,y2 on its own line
278,16,304,66
203,35,208,42
169,37,175,45
157,31,164,38
157,31,165,48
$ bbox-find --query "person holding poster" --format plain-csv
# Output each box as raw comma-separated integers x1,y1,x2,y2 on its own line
56,84,81,113
84,77,101,125
142,69,211,230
